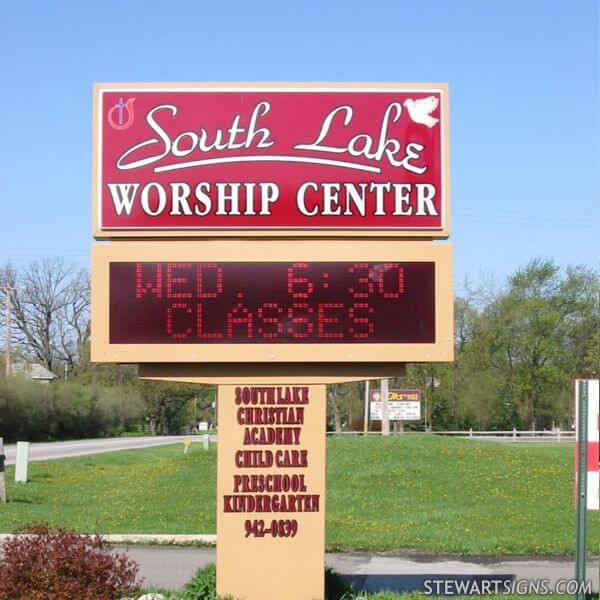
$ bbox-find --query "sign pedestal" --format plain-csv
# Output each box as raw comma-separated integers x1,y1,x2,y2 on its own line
216,384,326,600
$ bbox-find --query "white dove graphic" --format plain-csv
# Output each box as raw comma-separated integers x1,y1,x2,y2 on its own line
403,96,439,128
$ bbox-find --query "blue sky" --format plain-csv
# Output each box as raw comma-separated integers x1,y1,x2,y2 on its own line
0,0,597,290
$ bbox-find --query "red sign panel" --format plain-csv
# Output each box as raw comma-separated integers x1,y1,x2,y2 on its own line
94,84,449,236
109,261,435,344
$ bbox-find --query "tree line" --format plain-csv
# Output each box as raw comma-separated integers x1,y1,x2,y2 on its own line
330,259,598,432
0,258,215,440
0,257,598,439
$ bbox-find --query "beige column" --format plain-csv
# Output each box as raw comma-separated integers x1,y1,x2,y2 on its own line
217,384,326,600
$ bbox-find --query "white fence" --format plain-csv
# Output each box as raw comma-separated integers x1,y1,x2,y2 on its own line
326,429,574,443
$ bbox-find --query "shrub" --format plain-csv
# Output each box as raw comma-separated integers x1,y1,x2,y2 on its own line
0,378,145,441
182,563,217,600
97,386,145,435
0,523,142,599
0,377,52,441
50,383,99,439
325,567,354,600
180,563,352,600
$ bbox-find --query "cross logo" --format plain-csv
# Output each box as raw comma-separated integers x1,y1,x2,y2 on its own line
107,97,135,130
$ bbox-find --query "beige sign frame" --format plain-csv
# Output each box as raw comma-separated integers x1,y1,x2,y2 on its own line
138,362,407,385
92,82,450,239
91,240,453,364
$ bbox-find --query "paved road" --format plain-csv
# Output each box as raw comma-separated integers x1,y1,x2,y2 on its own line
123,545,599,593
4,436,215,466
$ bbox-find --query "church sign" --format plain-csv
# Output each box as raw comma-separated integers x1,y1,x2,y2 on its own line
93,83,449,237
90,82,454,600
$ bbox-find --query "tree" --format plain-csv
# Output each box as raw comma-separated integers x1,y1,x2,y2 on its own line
0,259,90,372
73,341,138,386
449,283,486,424
326,383,360,432
469,259,596,430
138,380,201,435
555,264,599,379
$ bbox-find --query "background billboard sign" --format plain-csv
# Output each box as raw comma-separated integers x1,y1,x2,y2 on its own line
370,389,421,421
93,83,449,237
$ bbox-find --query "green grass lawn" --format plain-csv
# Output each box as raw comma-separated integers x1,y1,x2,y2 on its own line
326,435,600,554
1,435,598,555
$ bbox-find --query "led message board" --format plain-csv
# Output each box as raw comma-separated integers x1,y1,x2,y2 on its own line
93,83,449,238
109,261,434,344
91,241,453,364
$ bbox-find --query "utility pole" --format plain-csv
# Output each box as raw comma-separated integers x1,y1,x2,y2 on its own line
363,380,370,435
381,378,390,436
575,380,589,599
214,390,218,430
0,437,6,503
4,286,12,378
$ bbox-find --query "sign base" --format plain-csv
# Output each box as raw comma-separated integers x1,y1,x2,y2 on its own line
139,362,406,384
216,384,326,600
